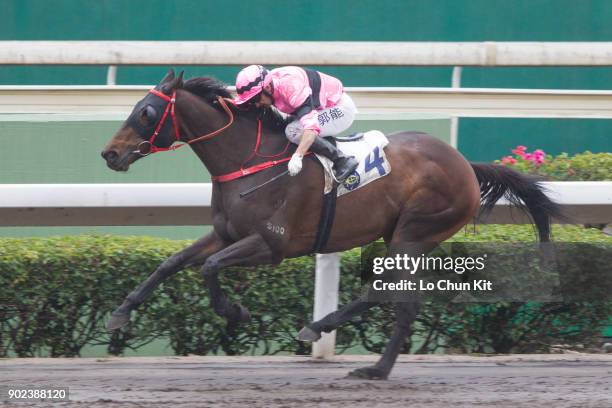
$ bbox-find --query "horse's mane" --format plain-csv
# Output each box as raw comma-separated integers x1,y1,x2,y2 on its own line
182,76,291,132
183,76,232,100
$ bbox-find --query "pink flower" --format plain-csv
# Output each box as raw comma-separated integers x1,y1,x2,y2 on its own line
512,146,527,157
524,153,534,161
530,149,546,165
501,156,517,165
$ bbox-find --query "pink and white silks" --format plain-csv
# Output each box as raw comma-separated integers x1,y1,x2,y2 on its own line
265,66,357,142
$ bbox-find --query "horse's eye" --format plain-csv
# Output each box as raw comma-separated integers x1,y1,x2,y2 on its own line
140,105,157,126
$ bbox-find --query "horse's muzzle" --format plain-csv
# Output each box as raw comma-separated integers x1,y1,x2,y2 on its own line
101,150,118,163
101,150,129,171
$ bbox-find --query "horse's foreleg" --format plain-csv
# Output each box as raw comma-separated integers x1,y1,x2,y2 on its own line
201,234,275,323
106,231,227,330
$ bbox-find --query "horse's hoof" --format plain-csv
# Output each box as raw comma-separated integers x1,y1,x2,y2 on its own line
346,365,388,380
106,311,131,331
297,326,321,342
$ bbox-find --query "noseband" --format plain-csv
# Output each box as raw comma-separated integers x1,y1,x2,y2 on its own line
133,89,235,156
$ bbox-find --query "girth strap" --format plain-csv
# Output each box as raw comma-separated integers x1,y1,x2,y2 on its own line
312,136,339,253
312,184,338,254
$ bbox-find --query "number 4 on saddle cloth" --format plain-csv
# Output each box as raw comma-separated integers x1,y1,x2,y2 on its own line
315,130,391,196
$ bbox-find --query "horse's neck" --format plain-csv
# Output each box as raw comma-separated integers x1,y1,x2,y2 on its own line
176,93,289,177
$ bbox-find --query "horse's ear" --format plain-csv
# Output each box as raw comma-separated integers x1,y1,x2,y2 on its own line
160,69,184,94
162,70,184,93
175,70,184,88
160,69,176,85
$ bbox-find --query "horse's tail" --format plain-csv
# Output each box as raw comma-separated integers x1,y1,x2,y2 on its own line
470,163,564,242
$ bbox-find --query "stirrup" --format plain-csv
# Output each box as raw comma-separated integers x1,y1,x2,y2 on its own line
333,157,359,183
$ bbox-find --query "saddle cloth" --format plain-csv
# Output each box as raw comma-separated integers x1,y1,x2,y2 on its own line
314,130,391,196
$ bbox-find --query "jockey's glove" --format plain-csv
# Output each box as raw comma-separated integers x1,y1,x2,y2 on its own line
288,153,304,176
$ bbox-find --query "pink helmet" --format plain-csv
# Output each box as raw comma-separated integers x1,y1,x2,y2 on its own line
233,65,269,105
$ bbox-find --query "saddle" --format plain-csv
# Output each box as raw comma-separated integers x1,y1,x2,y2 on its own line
333,132,365,142
316,130,391,195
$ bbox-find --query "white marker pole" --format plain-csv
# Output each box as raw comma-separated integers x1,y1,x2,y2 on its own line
450,66,462,149
106,65,117,85
312,253,341,359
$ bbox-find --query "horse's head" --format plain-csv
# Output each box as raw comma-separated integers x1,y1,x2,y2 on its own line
101,69,184,171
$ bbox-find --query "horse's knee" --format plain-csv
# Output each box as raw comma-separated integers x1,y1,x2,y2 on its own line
201,257,220,279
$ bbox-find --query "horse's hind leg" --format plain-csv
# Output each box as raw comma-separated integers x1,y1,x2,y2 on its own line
106,231,227,330
346,241,435,380
348,300,421,380
298,294,377,342
297,242,428,343
346,203,473,379
298,243,436,364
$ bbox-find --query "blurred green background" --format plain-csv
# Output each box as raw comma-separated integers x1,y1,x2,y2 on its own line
0,0,611,161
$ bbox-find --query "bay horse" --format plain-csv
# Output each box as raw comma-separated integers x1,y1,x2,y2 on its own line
101,70,560,379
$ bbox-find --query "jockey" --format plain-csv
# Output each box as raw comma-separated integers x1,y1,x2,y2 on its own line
233,65,359,182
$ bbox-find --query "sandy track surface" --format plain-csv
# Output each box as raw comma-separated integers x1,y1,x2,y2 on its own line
2,354,611,408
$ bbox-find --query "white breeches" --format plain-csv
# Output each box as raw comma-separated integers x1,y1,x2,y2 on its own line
285,93,357,143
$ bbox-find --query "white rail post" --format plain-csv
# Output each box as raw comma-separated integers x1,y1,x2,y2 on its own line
312,253,341,359
106,65,117,85
450,66,462,148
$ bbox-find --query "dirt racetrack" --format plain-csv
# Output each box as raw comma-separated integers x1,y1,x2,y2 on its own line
1,354,611,408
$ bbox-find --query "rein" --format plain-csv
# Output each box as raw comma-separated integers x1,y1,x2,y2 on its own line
138,88,297,183
212,118,293,183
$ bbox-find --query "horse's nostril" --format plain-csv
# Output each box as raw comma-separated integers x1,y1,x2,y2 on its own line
102,150,118,162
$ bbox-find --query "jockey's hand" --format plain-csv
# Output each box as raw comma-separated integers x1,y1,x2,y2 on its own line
288,153,303,176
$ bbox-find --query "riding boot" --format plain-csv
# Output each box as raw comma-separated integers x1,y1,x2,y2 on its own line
309,136,359,183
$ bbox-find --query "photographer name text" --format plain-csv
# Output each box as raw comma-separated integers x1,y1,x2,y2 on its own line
372,279,493,291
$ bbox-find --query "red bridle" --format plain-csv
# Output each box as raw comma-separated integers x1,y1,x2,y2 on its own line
134,87,297,184
133,88,235,156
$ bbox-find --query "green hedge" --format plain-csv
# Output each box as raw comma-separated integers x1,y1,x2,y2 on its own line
497,149,612,181
1,225,610,357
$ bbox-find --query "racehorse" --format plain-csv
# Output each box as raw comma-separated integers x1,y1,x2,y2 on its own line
101,70,560,379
